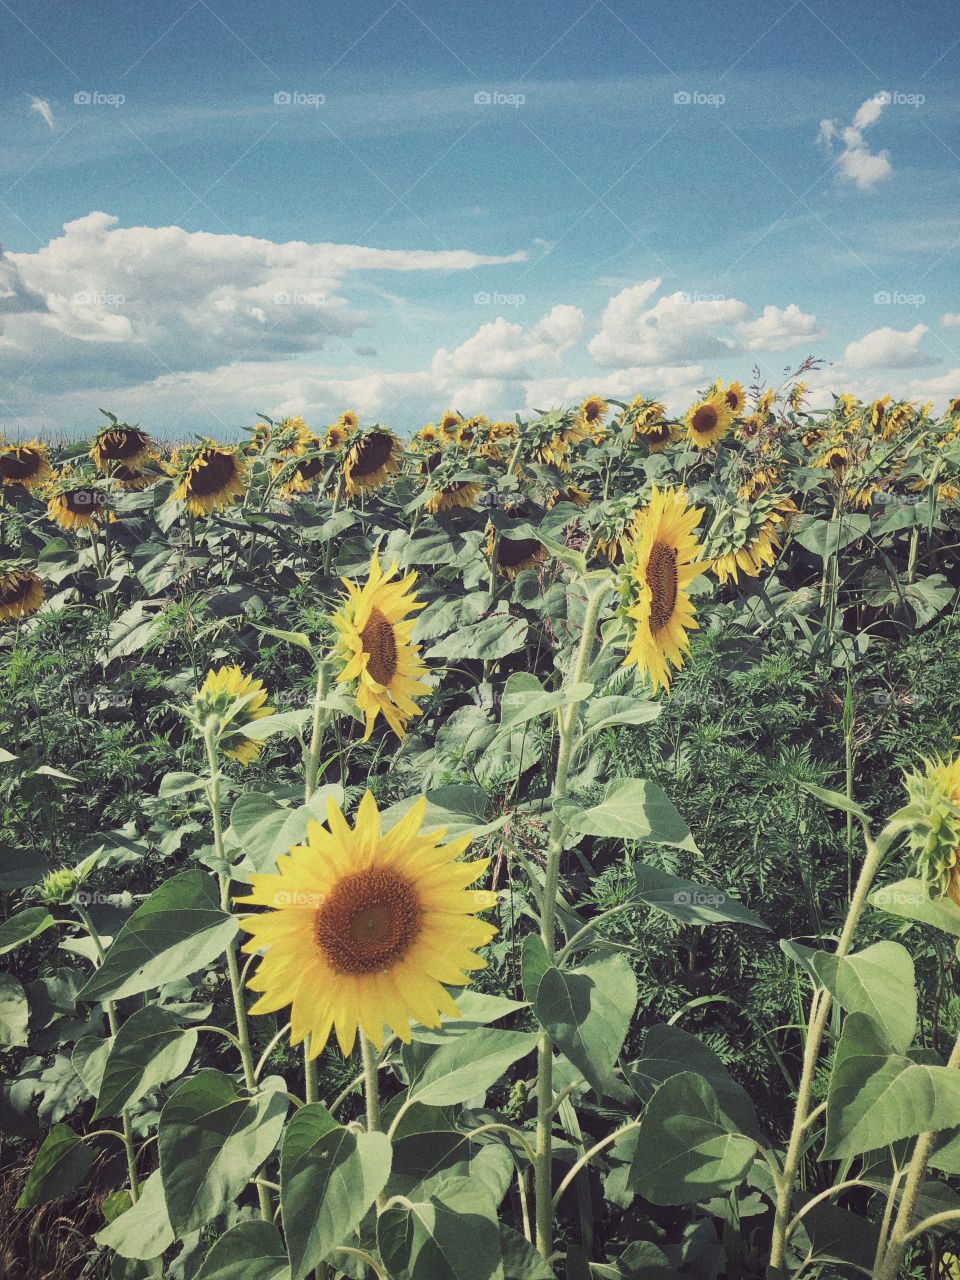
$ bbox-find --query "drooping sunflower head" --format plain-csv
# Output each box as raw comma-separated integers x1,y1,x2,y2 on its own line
108,464,155,492
882,401,914,439
548,484,590,511
0,563,44,623
620,486,705,692
337,410,359,434
236,791,498,1056
45,468,110,531
331,551,430,740
703,491,795,586
865,395,891,434
425,480,485,514
901,754,960,902
630,399,667,441
170,441,247,516
737,466,780,501
272,426,325,496
438,411,461,443
0,440,52,491
90,422,153,473
342,429,403,497
949,396,960,417
456,415,488,450
684,394,734,450
486,528,548,579
835,392,859,419
189,664,274,764
814,443,849,477
787,382,808,411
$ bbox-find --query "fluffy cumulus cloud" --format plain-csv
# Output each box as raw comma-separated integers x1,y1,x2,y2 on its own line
816,94,893,190
736,303,820,352
843,323,938,369
942,313,960,330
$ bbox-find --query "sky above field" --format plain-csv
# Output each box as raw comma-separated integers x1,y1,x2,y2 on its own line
1,0,959,438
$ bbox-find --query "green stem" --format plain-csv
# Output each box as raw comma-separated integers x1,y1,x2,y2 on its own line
768,821,901,1268
533,576,613,1261
303,660,332,1100
360,1035,386,1214
204,729,272,1222
877,1027,960,1278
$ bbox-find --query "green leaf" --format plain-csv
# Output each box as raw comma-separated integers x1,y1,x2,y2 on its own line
256,624,315,653
0,972,29,1048
870,877,960,938
633,863,768,929
630,1025,758,1136
94,1169,174,1260
592,1241,681,1278
0,906,55,954
579,695,662,740
411,989,528,1043
16,1123,94,1208
0,845,52,890
794,513,870,560
72,1034,114,1097
782,940,916,1053
95,1005,198,1118
534,954,637,1094
409,1028,538,1107
378,1174,504,1280
500,1225,554,1279
230,786,343,877
566,779,697,852
497,673,593,732
158,1069,288,1232
824,1013,960,1158
797,1203,880,1269
630,1072,757,1204
381,784,505,841
195,1221,291,1280
521,934,551,1004
280,1103,392,1279
426,610,528,661
76,870,237,1003
798,782,868,821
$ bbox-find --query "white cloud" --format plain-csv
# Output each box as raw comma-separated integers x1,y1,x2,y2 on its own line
29,96,55,130
735,303,820,351
817,94,893,189
843,323,938,369
942,313,960,329
433,305,585,380
589,282,750,367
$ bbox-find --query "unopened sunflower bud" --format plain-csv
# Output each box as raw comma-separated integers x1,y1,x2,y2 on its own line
902,755,960,902
190,665,274,765
38,866,82,905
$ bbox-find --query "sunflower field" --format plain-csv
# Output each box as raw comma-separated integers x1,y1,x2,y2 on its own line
4,380,960,1280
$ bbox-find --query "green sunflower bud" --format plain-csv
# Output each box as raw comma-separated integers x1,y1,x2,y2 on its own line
37,866,82,905
901,755,960,899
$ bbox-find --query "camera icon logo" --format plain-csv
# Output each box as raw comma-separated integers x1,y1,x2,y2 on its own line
74,91,92,105
674,90,692,105
273,91,292,105
474,90,492,105
874,290,892,304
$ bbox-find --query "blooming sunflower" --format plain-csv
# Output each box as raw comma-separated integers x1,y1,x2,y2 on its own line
949,396,960,416
342,429,403,497
621,486,705,692
323,423,351,452
331,551,430,740
684,394,734,450
0,440,52,491
455,415,487,450
438,411,461,443
411,423,441,452
722,381,747,415
90,423,153,473
236,791,498,1056
171,442,246,516
0,564,44,622
578,395,608,435
486,529,548,579
835,392,859,418
46,472,110,531
191,665,274,764
426,481,484,513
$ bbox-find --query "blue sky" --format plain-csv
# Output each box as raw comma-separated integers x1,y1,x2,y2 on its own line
1,0,959,437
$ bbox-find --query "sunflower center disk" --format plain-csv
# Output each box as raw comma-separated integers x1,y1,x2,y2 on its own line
65,489,104,514
646,540,679,633
498,537,539,568
189,452,237,496
691,406,718,436
314,868,421,974
360,607,399,685
100,431,143,460
1,452,40,480
0,574,30,607
353,433,393,476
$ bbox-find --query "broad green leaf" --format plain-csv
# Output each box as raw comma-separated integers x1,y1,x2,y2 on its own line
630,1072,757,1204
825,1013,960,1158
409,1028,538,1106
229,786,343,877
256,624,314,653
566,779,697,852
378,1174,504,1280
95,1005,198,1118
158,1069,288,1232
870,877,960,938
0,906,55,954
783,940,916,1053
798,782,868,821
794,513,870,560
0,973,29,1048
534,954,637,1094
500,1225,554,1279
520,934,551,1003
77,870,237,1003
94,1169,174,1260
280,1103,392,1279
579,695,662,740
425,610,528,661
0,845,52,890
592,1241,681,1278
630,1024,759,1136
497,672,593,732
797,1203,881,1269
72,1034,114,1097
381,784,506,841
195,1221,291,1280
633,863,768,929
411,989,528,1043
242,711,311,741
16,1123,94,1207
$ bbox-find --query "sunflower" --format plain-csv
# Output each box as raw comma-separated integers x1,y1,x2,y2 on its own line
548,484,590,510
865,395,891,435
630,400,667,441
835,392,858,418
643,421,676,453
438,411,461,443
577,395,608,437
814,444,849,475
456,415,487,450
90,423,153,473
949,396,960,416
273,427,325,496
705,494,796,586
787,382,807,411
426,481,484,513
411,423,440,452
621,486,705,692
323,423,351,451
171,442,246,516
342,429,402,497
684,393,734,450
881,401,913,438
191,665,274,764
486,529,548,579
338,410,359,433
331,551,430,740
236,791,498,1056
109,465,154,492
537,433,571,471
0,440,52,491
46,473,110,531
0,565,44,622
722,381,747,415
